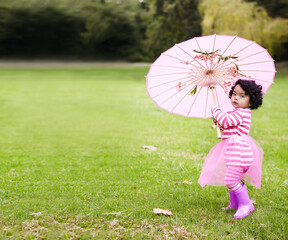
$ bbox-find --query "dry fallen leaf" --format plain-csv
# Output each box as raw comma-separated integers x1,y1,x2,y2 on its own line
153,208,172,216
174,181,191,185
30,212,42,217
101,212,121,216
182,181,191,184
141,145,157,151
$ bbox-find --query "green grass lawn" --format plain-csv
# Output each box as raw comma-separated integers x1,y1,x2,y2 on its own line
0,66,287,239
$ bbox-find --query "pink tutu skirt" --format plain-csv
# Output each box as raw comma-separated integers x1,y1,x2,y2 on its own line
198,136,263,188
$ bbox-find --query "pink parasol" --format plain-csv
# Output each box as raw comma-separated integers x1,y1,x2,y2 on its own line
146,35,276,137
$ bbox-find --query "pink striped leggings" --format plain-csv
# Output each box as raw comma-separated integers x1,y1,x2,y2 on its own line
224,165,249,192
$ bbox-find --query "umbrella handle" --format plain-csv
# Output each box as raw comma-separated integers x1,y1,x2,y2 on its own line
210,84,222,139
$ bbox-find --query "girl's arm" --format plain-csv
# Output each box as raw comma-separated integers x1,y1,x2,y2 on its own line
212,106,243,129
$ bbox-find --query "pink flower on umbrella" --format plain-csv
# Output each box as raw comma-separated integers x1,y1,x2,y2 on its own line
228,66,239,78
222,81,232,93
176,82,182,91
181,60,198,65
194,49,220,65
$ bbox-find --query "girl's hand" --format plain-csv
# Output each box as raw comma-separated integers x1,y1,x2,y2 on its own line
212,118,223,131
212,118,217,129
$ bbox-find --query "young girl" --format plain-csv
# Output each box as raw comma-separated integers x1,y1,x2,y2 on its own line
198,79,263,219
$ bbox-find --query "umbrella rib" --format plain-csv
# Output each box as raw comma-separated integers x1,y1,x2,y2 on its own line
158,81,195,106
162,53,203,70
162,53,189,62
195,37,203,52
218,82,228,94
213,34,216,52
170,73,207,113
221,36,237,56
158,72,206,106
215,83,232,110
204,87,209,118
207,74,222,108
190,72,207,83
189,63,205,70
210,36,238,73
241,69,276,72
210,54,233,71
218,59,274,69
211,56,276,74
195,37,210,70
216,66,232,77
170,84,198,113
218,74,274,85
175,44,195,59
147,72,192,78
213,71,231,85
152,65,198,70
203,74,212,86
186,86,203,117
215,85,221,107
213,80,231,102
147,76,191,90
236,50,267,61
248,77,274,84
210,60,224,71
214,49,274,73
212,60,242,71
151,78,194,99
232,42,255,56
175,44,206,69
211,43,270,74
209,34,217,71
147,67,204,80
210,60,241,81
237,60,274,66
214,66,229,76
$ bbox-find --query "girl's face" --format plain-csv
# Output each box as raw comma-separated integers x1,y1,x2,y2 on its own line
231,84,250,108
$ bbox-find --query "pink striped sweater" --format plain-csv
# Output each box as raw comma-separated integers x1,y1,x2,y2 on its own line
212,106,253,167
212,106,251,140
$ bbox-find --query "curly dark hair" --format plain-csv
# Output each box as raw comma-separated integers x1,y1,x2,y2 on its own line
229,79,263,110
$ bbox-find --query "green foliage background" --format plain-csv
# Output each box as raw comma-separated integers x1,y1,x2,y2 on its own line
0,0,287,61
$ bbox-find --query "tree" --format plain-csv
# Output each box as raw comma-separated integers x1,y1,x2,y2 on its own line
199,0,288,60
143,0,202,61
244,0,288,18
80,2,141,59
0,7,85,57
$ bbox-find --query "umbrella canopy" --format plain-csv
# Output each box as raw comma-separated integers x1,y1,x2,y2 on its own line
146,35,276,118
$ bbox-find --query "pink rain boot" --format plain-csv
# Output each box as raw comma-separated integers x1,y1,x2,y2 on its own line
234,184,255,219
222,191,238,210
223,181,245,210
